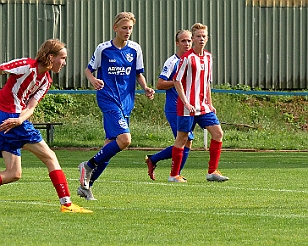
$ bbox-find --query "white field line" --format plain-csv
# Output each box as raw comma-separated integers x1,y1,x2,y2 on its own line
0,199,307,219
0,179,308,219
67,178,308,194
102,207,308,219
0,200,58,207
6,178,308,194
2,180,308,219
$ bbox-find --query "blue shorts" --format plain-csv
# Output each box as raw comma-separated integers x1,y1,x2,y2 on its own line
103,109,130,140
0,111,42,157
166,112,194,141
177,112,220,133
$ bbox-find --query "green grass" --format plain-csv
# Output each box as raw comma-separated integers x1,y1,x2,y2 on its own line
1,150,308,245
31,92,308,150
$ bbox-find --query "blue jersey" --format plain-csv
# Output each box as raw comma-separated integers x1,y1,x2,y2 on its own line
158,54,180,113
87,40,144,116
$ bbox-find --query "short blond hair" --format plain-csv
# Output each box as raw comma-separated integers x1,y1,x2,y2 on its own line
35,39,66,70
175,30,192,42
114,12,136,26
191,23,208,36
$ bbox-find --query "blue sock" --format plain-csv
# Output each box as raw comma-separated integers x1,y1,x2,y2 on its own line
150,146,173,164
180,147,190,173
89,161,110,186
87,141,121,168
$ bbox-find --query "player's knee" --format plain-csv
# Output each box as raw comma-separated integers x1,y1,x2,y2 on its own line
175,136,188,147
43,149,57,162
117,135,131,149
122,138,131,148
211,129,223,141
217,129,224,139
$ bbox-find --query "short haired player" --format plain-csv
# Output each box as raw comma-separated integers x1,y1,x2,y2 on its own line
78,12,155,200
169,23,229,182
145,30,193,181
0,39,93,213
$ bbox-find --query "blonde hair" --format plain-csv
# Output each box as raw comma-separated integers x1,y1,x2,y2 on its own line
175,30,192,42
36,39,66,70
191,23,208,36
114,12,136,26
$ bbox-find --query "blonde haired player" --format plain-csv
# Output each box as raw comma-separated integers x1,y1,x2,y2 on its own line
78,12,155,200
170,23,229,182
0,39,93,213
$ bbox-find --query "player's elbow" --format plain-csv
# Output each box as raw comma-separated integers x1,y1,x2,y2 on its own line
157,83,164,90
156,78,168,90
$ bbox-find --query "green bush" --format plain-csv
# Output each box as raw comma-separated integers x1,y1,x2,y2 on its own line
32,90,308,150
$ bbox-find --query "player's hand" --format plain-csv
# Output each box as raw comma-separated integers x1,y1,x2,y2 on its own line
91,78,104,90
184,102,195,114
0,118,21,133
145,87,155,100
209,105,217,114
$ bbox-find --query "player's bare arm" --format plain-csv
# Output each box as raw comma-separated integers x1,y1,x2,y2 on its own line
0,98,38,133
174,80,195,113
157,78,175,90
206,83,216,114
84,68,104,90
136,73,155,100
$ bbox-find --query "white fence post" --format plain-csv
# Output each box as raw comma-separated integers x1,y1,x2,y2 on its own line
204,129,208,150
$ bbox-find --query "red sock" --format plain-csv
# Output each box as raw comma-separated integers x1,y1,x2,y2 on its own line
0,175,2,186
208,139,222,174
170,146,184,176
49,170,71,206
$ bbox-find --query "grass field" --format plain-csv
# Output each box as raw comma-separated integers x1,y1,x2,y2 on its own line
1,150,308,246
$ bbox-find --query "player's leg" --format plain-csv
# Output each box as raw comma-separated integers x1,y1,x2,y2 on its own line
77,138,111,200
169,131,188,182
145,147,172,179
24,141,71,203
0,111,24,185
179,138,193,174
169,116,193,182
77,158,110,200
0,151,22,185
89,138,112,185
206,124,223,172
79,111,129,190
145,112,176,180
198,113,228,182
24,141,92,213
86,133,130,169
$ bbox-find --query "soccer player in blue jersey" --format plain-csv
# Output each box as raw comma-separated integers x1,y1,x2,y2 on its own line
145,30,193,181
77,12,155,200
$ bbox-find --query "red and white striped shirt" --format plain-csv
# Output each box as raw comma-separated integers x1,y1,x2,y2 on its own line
0,58,52,113
174,49,213,116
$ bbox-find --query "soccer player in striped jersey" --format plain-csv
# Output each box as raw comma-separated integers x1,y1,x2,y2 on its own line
78,12,155,200
0,39,93,213
145,30,193,181
170,23,229,182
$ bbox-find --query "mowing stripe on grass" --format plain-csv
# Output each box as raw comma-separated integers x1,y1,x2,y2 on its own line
6,179,308,194
1,199,307,219
67,178,308,194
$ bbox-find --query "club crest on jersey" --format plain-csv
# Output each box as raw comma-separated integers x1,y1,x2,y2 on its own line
126,53,134,62
162,66,168,73
118,119,128,129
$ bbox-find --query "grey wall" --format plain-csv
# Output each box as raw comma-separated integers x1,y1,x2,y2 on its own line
0,0,307,89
